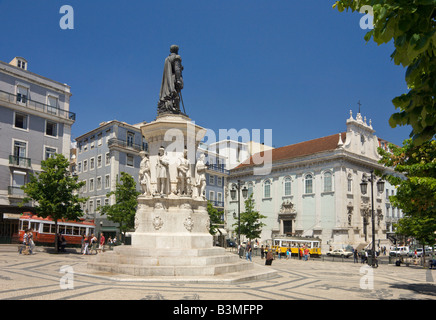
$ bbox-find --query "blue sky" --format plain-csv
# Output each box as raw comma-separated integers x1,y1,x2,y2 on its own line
0,0,411,148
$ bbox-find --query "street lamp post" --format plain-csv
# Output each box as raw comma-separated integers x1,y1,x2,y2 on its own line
360,170,385,267
230,180,248,246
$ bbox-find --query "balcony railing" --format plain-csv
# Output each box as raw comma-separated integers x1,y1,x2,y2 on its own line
0,89,76,121
107,138,146,152
207,164,229,175
9,155,31,168
209,200,224,208
8,186,25,197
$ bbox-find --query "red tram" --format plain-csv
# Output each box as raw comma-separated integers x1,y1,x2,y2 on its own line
18,213,95,245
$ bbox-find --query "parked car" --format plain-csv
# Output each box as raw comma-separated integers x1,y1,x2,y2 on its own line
326,249,353,258
226,239,236,248
389,246,409,257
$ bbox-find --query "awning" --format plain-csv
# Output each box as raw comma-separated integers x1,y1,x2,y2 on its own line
217,228,227,236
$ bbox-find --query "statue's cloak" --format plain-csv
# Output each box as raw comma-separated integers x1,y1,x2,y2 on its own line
159,54,179,102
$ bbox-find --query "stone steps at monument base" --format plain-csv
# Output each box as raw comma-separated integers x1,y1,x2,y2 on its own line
91,251,241,267
111,245,227,257
87,260,254,277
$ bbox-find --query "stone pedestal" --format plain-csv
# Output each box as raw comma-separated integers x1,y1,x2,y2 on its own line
87,114,277,282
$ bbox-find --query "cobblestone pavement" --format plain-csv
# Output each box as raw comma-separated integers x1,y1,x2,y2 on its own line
0,245,435,301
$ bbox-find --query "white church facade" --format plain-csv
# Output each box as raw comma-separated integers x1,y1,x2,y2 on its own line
226,111,402,253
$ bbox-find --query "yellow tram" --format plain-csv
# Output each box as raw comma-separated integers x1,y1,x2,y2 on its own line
272,237,321,257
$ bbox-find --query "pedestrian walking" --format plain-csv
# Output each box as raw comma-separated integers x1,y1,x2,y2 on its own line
353,248,358,263
260,245,265,259
246,241,252,262
98,233,105,254
90,234,98,254
83,234,90,255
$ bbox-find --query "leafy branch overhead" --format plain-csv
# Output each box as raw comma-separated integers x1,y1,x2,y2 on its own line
334,0,436,144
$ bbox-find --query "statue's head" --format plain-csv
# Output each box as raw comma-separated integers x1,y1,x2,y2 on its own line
139,151,148,158
158,146,165,155
170,45,179,54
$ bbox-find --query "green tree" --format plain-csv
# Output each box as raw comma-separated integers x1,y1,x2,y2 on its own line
233,194,266,241
21,154,87,252
377,139,436,255
333,0,436,144
99,172,140,243
207,201,223,235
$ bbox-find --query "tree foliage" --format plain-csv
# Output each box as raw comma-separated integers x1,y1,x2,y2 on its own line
233,194,266,241
99,172,140,242
207,201,223,235
334,0,436,144
21,154,87,251
377,139,436,246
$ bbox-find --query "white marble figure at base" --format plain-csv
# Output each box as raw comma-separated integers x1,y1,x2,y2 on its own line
155,146,170,196
177,149,191,197
194,153,207,200
139,151,152,196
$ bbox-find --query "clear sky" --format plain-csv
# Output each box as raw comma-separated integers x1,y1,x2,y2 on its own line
0,0,411,148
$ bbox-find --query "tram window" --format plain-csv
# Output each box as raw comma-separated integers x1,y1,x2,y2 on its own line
30,222,39,232
66,226,73,235
73,226,80,235
43,224,50,233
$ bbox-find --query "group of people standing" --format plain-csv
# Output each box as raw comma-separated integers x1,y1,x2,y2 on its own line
19,229,35,255
81,233,112,255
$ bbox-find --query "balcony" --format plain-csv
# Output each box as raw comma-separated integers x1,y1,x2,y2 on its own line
207,164,229,175
107,138,146,153
9,155,31,168
0,89,76,121
8,186,25,198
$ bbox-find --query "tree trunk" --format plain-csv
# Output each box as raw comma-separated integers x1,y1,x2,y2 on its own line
54,220,59,253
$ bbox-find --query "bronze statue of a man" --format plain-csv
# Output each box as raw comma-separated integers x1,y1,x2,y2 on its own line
157,45,184,115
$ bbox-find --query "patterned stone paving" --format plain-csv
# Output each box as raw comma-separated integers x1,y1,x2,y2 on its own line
0,245,435,301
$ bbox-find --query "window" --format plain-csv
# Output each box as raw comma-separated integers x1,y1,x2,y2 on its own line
248,182,254,197
77,162,82,173
47,96,58,115
217,176,222,187
17,60,26,70
14,113,28,130
45,121,57,137
264,179,271,198
13,140,27,159
96,199,101,212
82,180,87,193
209,191,215,201
127,154,134,167
217,192,222,203
347,174,353,193
127,132,134,147
97,176,102,190
90,157,95,170
305,174,313,194
89,200,94,213
209,175,215,185
105,175,110,189
284,177,291,196
323,172,332,192
45,147,56,160
16,86,28,104
83,160,88,172
97,155,102,168
83,139,88,152
105,152,110,166
97,133,102,146
104,198,109,206
89,178,94,192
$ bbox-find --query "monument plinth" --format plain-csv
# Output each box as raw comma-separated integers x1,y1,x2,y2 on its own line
87,46,277,282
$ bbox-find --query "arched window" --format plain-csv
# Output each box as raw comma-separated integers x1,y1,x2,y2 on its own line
305,174,313,194
284,177,291,196
347,173,352,193
264,179,271,198
323,171,332,192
